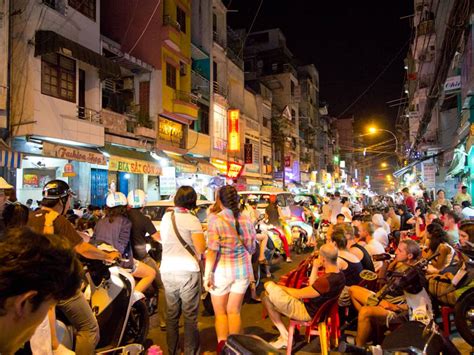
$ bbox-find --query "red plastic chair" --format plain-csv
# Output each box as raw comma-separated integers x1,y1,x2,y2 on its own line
441,306,455,337
286,297,340,355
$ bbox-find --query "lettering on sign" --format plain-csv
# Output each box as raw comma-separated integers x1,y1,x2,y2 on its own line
244,143,253,164
159,117,184,146
227,162,243,179
444,76,461,92
228,109,240,152
109,157,161,175
43,142,107,165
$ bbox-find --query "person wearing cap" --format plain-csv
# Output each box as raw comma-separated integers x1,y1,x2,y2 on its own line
93,191,155,295
126,189,167,329
27,180,120,354
454,185,472,205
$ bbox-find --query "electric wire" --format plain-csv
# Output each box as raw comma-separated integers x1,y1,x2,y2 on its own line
238,0,264,57
128,0,161,54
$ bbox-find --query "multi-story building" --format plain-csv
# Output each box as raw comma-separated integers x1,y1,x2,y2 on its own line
243,29,300,187
335,115,355,185
403,0,471,196
297,64,320,183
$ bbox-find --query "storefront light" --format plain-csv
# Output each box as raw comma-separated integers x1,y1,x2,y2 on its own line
124,173,131,180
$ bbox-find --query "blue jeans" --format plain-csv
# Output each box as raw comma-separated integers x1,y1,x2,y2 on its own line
161,271,201,355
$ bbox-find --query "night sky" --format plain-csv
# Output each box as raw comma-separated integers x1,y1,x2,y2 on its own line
226,0,414,134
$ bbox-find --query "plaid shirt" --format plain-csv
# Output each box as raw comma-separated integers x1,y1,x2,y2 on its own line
207,208,256,279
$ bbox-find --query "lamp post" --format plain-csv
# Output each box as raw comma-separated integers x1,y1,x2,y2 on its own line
368,127,399,153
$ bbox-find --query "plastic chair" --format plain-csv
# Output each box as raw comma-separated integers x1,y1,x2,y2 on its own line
286,297,340,355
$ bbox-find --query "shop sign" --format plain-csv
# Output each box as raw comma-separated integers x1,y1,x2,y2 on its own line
109,156,161,175
423,163,436,188
62,163,76,177
43,142,107,165
284,155,291,168
227,162,243,179
211,158,228,174
160,167,177,196
444,75,461,92
244,143,253,164
158,117,185,147
228,109,240,152
213,103,227,151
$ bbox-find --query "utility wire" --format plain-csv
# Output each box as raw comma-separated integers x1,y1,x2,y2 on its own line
238,0,264,57
337,37,411,119
128,0,161,54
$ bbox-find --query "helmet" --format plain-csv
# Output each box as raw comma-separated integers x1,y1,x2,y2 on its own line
43,180,75,200
106,192,128,208
127,189,146,208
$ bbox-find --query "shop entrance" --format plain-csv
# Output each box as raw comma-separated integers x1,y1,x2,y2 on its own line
118,171,130,194
91,168,108,207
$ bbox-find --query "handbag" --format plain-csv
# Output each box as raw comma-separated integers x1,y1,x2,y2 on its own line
171,211,204,274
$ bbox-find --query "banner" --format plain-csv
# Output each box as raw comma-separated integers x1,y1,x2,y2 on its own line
109,156,161,175
43,142,107,165
244,143,253,164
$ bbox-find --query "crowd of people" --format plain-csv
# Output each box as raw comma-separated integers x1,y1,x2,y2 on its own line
0,175,473,354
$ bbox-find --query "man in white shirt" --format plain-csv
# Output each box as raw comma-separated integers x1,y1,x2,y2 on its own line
359,222,385,271
461,201,474,220
329,191,343,224
371,214,389,248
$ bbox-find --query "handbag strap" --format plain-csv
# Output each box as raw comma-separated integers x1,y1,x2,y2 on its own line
171,211,200,262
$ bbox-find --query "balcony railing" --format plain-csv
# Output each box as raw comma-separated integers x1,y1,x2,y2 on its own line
77,106,102,124
191,70,210,100
213,81,227,97
213,31,226,48
175,91,198,105
163,15,181,32
227,47,244,70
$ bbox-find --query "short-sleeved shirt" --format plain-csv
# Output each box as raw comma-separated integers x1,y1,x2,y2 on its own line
28,210,83,247
374,227,389,248
365,238,386,271
446,228,460,246
405,196,416,214
160,209,203,273
304,272,346,317
127,208,158,260
207,208,256,279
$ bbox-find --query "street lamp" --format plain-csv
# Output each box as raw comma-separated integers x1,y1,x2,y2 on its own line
381,162,388,168
367,126,399,153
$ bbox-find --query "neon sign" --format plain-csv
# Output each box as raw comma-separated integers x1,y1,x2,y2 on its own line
228,109,240,152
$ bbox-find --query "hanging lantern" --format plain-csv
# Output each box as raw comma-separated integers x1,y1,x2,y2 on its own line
63,163,76,177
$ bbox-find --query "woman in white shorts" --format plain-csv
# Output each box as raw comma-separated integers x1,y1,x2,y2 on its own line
204,185,257,350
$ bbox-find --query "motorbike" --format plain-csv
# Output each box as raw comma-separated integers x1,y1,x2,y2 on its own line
56,245,149,352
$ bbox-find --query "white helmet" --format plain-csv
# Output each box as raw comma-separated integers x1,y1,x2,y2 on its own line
127,189,146,208
106,192,128,208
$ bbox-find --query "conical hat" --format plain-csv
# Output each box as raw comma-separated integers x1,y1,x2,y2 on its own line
0,177,13,190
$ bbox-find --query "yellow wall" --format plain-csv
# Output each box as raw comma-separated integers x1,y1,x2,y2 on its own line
162,0,195,119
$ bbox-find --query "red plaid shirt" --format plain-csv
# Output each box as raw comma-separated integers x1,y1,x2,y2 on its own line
207,208,256,279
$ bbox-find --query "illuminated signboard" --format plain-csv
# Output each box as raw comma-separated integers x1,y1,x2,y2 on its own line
228,109,240,152
227,162,243,179
210,158,228,174
158,116,185,148
213,104,227,151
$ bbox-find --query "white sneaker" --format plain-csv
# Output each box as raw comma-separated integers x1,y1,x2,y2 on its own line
269,336,288,349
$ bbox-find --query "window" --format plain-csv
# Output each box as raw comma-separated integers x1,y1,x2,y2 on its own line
41,53,76,102
176,6,186,33
139,81,150,116
291,109,296,121
68,0,96,21
263,116,270,128
166,63,177,89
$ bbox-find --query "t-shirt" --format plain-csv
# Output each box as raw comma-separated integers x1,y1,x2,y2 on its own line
340,206,352,222
329,199,343,224
127,208,158,260
446,228,460,246
304,272,346,317
405,196,416,214
454,192,472,205
160,210,203,273
365,238,385,271
462,207,474,220
373,227,389,248
28,210,83,247
388,215,401,231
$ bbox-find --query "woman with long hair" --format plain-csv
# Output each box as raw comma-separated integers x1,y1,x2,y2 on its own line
423,223,455,274
93,192,155,294
265,198,292,262
205,185,256,351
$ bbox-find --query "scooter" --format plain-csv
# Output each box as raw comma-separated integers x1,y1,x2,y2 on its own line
56,246,149,353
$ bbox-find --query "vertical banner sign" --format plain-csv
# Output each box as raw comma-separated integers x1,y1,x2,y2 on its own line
228,109,240,152
244,143,253,164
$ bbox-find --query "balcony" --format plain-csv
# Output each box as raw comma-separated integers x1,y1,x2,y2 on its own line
213,81,227,97
227,47,244,70
213,31,226,49
191,70,210,101
77,106,102,124
162,15,181,51
101,109,138,137
173,91,199,120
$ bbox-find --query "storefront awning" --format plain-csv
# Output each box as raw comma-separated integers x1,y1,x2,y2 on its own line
168,154,197,174
104,145,162,175
0,151,22,169
184,156,219,176
35,31,121,79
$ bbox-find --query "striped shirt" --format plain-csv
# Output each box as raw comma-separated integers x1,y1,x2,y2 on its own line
207,208,256,279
